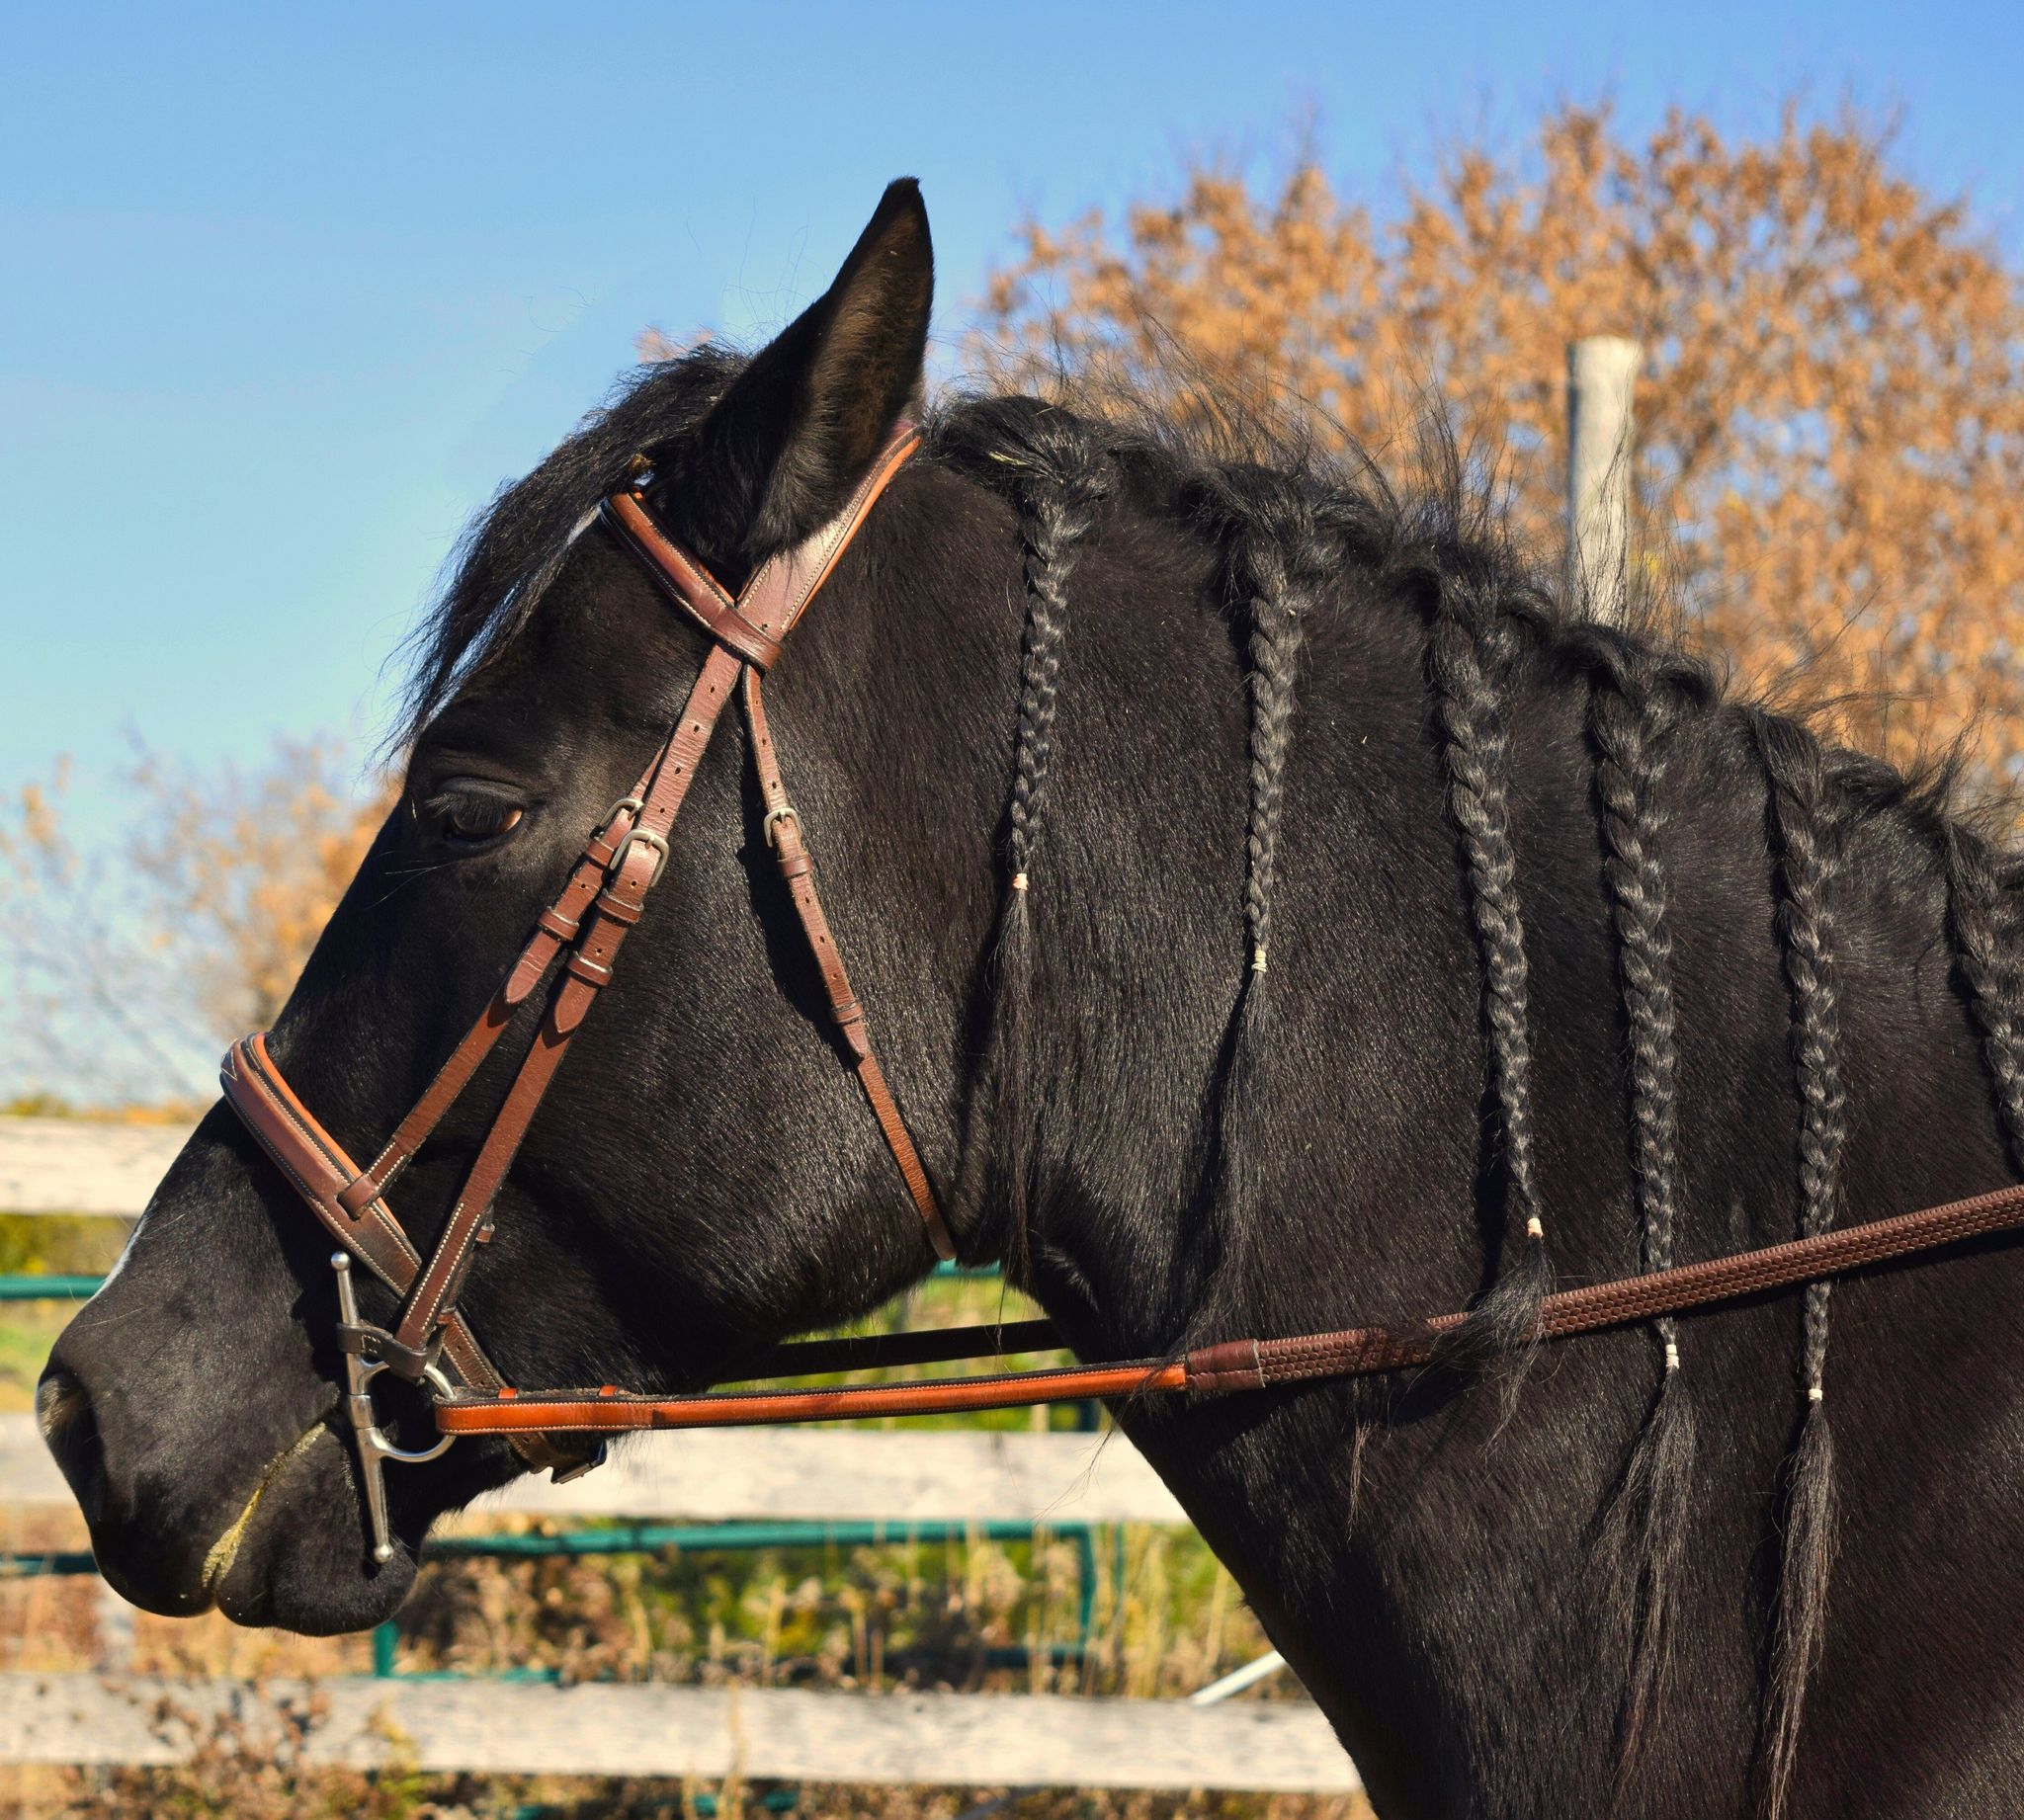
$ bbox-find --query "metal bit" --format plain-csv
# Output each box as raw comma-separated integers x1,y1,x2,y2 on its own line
330,1252,455,1566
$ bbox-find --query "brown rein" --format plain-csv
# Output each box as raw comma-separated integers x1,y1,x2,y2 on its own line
437,1174,2024,1435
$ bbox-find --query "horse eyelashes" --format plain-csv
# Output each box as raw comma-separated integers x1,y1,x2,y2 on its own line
422,790,526,846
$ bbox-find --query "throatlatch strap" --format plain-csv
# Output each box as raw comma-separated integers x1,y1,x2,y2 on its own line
743,669,958,1261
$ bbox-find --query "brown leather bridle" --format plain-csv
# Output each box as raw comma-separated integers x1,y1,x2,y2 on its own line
221,421,2024,1566
222,428,952,1554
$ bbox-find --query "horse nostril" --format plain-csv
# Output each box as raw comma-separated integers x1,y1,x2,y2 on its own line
37,1365,107,1529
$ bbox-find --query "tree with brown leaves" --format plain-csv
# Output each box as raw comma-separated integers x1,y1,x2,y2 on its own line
0,740,388,1106
980,103,2024,783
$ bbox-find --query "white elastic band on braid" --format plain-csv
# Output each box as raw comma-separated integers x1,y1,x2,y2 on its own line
1808,1383,1824,1404
1250,946,1268,974
1664,1339,1681,1372
1010,872,1029,893
1525,1215,1544,1239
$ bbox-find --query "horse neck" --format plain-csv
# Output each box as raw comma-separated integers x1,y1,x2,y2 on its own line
951,538,2024,1813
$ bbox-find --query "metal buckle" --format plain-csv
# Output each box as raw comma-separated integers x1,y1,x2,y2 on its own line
601,794,644,833
549,1441,609,1485
331,1253,457,1565
762,805,801,850
616,828,670,887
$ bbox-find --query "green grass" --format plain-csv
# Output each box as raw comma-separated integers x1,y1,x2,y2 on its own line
0,1211,130,1277
0,1213,128,1410
0,1301,66,1410
712,1274,1099,1432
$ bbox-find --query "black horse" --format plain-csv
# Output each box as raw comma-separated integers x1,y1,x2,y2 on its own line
40,182,2024,1818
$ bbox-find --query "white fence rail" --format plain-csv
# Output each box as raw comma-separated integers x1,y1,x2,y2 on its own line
0,1117,188,1216
0,1414,1187,1527
0,1675,1358,1792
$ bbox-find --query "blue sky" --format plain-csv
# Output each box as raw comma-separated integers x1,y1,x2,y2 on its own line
4,0,2021,813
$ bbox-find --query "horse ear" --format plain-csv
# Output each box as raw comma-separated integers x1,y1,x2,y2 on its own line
700,178,933,561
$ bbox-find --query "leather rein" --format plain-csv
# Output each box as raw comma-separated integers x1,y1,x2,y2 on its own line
220,422,2024,1564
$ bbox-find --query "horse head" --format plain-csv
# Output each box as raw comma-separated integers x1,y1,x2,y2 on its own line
38,180,1019,1631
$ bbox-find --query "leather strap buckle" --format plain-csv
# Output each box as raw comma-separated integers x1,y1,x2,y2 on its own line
548,1440,609,1484
600,795,644,835
614,828,670,887
762,805,801,850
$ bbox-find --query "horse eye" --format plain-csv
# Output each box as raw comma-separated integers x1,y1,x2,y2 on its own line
427,792,525,846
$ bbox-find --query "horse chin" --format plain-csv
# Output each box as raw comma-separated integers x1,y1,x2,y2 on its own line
207,1423,419,1634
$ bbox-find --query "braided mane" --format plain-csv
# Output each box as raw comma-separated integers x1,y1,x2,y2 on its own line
929,385,2011,1818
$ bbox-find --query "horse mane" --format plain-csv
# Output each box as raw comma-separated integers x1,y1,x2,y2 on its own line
399,344,2024,1814
395,344,746,747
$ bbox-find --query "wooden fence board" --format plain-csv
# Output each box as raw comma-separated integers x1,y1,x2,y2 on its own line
0,1414,1188,1526
0,1122,1342,1799
0,1674,1360,1793
469,1427,1188,1526
0,1117,187,1216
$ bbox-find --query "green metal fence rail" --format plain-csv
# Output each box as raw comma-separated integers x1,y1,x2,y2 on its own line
0,1261,997,1301
1,1262,1109,1699
0,1276,103,1301
370,1518,1104,1679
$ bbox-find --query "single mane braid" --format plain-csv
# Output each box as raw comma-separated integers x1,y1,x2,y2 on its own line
1753,713,1850,1364
1424,562,1550,1374
1230,486,1314,975
1588,638,1698,1790
1203,469,1321,1302
954,407,1112,1267
1590,646,1688,1294
1005,447,1108,882
1750,706,1849,1820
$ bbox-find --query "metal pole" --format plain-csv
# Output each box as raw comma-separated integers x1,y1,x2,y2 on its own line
948,1650,1290,1820
1565,336,1643,621
1186,1648,1288,1704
